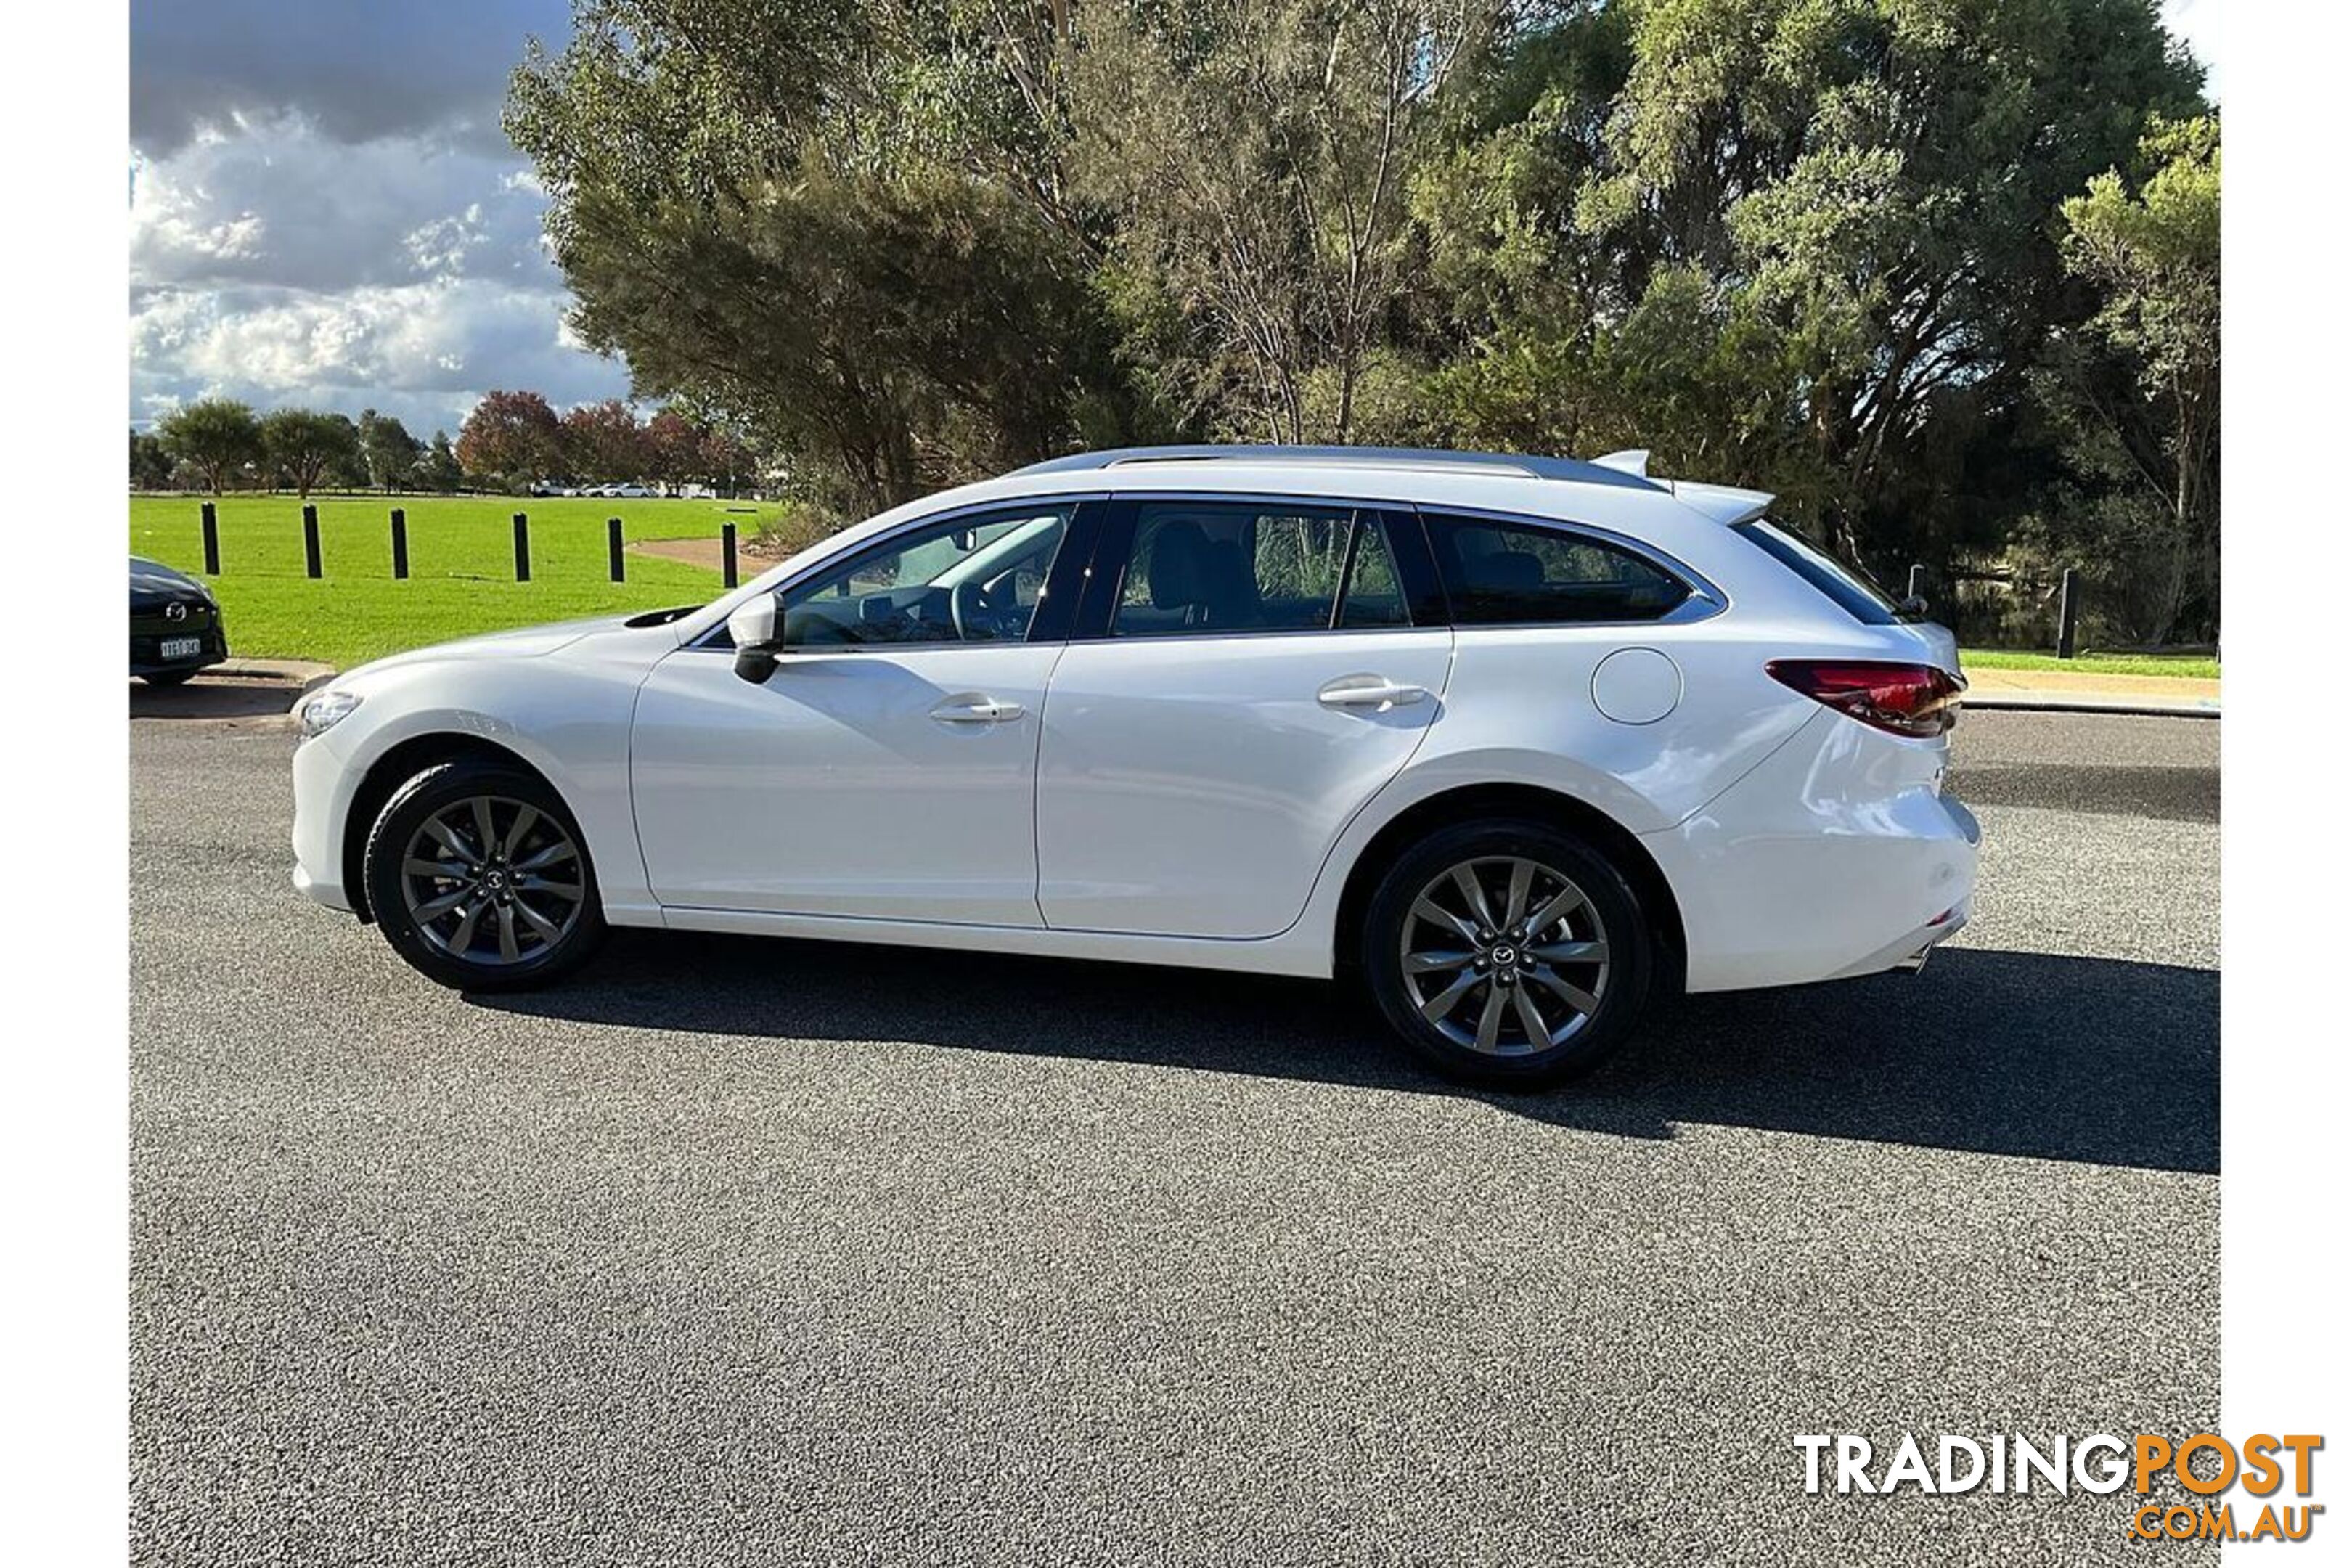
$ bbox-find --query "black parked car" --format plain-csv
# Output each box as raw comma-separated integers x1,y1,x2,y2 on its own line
130,556,228,685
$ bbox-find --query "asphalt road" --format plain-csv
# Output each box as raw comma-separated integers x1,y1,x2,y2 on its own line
130,703,2219,1567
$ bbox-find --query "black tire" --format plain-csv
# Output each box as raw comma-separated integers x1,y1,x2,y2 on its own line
139,669,198,687
1358,817,1653,1089
362,759,606,992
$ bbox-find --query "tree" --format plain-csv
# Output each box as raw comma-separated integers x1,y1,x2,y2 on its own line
325,442,375,492
507,1,1127,513
129,429,174,490
417,431,465,493
258,409,362,497
358,409,424,491
1413,0,2204,573
560,399,649,483
645,407,705,483
1071,0,1493,444
157,399,263,494
699,424,757,495
456,390,564,489
2036,115,2220,645
502,0,2214,620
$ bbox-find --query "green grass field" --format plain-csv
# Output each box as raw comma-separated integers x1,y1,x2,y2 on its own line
1958,648,2221,679
131,494,779,666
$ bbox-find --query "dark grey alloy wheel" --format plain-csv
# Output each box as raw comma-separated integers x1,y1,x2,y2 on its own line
1399,855,1612,1057
1362,819,1652,1087
401,795,584,966
363,760,605,991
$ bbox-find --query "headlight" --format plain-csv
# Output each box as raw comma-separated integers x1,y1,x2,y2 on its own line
298,690,362,740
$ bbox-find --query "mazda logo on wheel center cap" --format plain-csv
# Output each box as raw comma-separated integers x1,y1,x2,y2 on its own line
1491,945,1517,966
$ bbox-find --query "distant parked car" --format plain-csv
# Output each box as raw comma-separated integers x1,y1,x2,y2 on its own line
130,556,227,685
290,444,1975,1087
611,483,653,498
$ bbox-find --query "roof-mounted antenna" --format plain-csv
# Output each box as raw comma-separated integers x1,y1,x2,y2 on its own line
1592,449,1651,478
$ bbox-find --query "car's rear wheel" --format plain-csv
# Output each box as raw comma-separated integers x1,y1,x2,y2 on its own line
1360,819,1652,1088
362,759,605,991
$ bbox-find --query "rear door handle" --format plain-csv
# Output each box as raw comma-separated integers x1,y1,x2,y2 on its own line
1316,675,1430,711
929,695,1026,724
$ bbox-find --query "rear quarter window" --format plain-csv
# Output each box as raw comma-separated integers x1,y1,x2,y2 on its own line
1421,513,1693,625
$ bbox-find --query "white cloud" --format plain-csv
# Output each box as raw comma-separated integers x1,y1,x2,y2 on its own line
129,112,629,433
126,0,632,436
132,276,626,435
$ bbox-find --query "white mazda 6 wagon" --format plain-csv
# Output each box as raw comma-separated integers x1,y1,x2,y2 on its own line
290,446,1977,1086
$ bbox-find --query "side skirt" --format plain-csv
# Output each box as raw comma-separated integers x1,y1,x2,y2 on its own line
624,902,1334,979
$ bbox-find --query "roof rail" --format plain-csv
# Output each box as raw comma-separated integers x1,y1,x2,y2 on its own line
1010,444,1667,491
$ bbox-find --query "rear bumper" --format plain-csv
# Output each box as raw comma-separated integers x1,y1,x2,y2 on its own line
1823,897,1971,981
1643,711,1980,992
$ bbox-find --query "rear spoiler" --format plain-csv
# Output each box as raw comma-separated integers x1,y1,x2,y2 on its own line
1668,480,1775,528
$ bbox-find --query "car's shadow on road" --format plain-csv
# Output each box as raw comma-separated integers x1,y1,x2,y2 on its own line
473,933,2217,1175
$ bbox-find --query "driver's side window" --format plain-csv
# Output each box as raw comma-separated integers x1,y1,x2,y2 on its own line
780,505,1074,648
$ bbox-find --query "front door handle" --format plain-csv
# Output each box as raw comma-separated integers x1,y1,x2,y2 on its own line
1317,674,1431,712
929,695,1026,724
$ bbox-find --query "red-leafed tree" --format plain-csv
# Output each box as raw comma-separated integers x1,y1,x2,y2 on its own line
645,407,704,483
699,425,756,495
561,399,650,483
455,390,563,489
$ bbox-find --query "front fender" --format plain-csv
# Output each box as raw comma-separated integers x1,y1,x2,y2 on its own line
300,630,672,920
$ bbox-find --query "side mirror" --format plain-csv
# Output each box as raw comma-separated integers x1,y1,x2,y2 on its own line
728,593,782,684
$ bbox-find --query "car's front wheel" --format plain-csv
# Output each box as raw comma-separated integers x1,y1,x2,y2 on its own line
362,759,606,991
1360,819,1653,1089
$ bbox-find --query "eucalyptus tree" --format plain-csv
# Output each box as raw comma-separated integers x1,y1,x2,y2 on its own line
1415,0,2204,570
2036,115,2220,644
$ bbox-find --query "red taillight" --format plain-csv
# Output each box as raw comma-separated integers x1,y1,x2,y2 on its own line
1766,660,1963,738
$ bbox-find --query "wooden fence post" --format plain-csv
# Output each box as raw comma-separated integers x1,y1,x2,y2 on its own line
391,508,409,579
302,504,322,579
513,512,531,583
200,502,220,575
608,516,625,583
2057,567,2081,660
722,523,739,588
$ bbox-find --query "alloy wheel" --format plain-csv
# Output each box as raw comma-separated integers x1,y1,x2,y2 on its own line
1397,854,1612,1056
399,794,584,966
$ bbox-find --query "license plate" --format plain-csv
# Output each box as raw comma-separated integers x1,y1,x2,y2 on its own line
160,637,203,661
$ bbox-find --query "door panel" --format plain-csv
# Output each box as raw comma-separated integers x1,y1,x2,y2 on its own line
1034,629,1453,936
632,644,1061,923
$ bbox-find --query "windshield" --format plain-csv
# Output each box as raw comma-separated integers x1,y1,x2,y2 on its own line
1734,519,1908,626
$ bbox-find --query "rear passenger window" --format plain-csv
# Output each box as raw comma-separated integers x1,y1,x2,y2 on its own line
1109,503,1413,636
1421,513,1691,625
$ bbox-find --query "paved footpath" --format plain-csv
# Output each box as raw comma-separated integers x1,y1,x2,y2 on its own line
1961,665,2219,716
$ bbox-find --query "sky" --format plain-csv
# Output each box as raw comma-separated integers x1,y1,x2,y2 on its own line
128,0,2224,439
128,0,611,436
